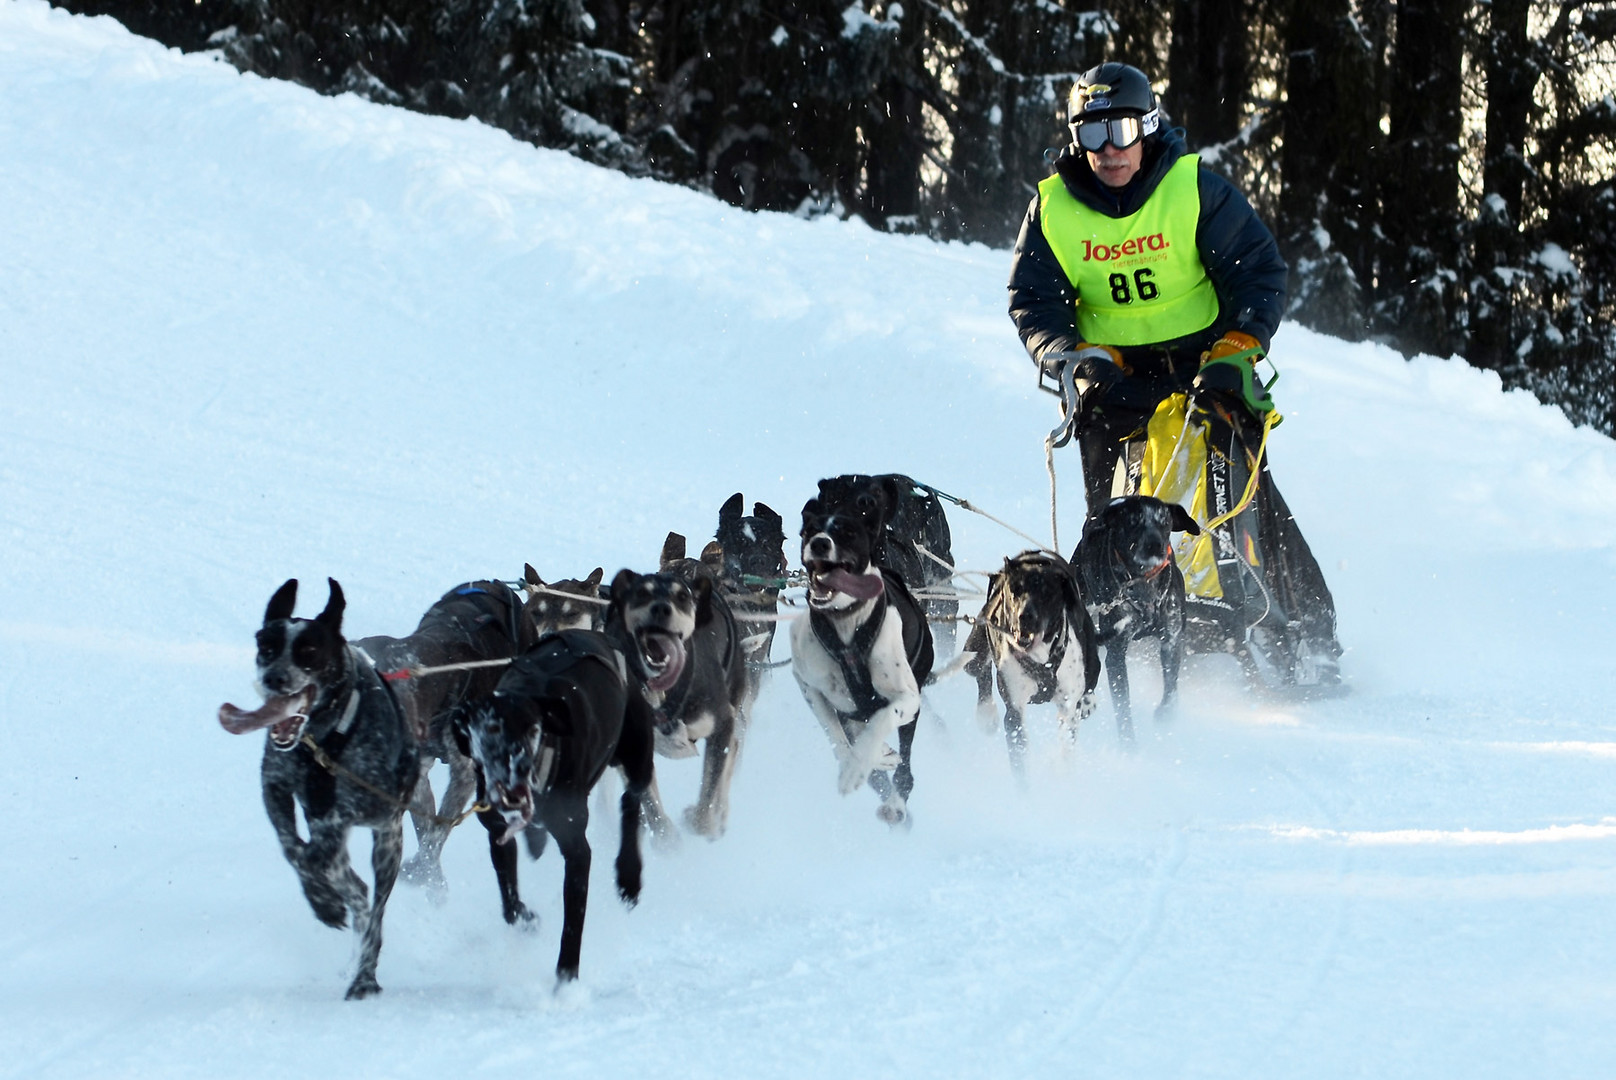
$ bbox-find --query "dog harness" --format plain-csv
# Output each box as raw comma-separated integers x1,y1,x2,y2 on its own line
809,593,892,723
986,558,1073,706
297,647,415,816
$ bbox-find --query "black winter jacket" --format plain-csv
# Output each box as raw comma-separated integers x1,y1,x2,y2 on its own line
1007,129,1287,372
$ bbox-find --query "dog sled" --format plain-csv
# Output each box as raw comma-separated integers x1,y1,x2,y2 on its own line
1053,355,1344,695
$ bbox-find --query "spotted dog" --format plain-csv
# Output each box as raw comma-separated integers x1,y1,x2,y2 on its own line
962,551,1101,776
218,578,418,1000
1072,496,1201,742
453,628,654,983
791,475,934,827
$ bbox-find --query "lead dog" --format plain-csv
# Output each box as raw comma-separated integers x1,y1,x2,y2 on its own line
962,551,1101,776
1072,496,1201,742
218,578,417,1000
792,475,934,826
453,628,654,983
605,563,751,838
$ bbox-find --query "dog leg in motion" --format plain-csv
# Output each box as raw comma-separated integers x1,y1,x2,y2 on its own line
962,622,1000,735
865,719,917,826
1104,641,1136,746
478,805,536,928
401,760,451,898
686,714,743,839
1155,628,1185,723
548,794,592,983
346,818,404,1000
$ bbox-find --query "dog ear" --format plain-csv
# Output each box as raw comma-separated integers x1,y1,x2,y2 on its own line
265,579,298,623
524,563,542,586
719,492,744,529
1167,502,1202,536
691,574,715,626
699,540,725,576
584,567,604,590
317,578,345,632
608,569,638,612
661,532,686,569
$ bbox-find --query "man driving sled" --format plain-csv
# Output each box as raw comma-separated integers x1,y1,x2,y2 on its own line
1006,61,1342,693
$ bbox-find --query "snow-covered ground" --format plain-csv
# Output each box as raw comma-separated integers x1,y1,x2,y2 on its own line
3,3,1615,1076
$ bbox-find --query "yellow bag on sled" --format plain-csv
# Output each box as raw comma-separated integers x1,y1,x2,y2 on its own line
1127,389,1341,692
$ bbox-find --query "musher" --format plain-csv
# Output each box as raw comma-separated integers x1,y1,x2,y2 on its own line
1007,60,1285,512
1007,61,1342,691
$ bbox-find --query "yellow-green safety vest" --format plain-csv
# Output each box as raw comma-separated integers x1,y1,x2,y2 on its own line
1038,154,1220,346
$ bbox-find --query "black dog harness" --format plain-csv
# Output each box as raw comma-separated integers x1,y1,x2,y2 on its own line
809,593,891,724
985,555,1073,705
296,647,413,817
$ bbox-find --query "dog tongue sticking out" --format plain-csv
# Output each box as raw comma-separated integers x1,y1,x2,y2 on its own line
218,687,316,748
639,632,687,693
816,567,885,601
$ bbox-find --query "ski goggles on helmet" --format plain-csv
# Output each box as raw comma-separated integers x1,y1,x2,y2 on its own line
1070,110,1159,152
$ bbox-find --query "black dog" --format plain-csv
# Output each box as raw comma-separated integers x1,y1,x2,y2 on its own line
453,628,654,983
1072,496,1201,742
219,578,418,1000
606,564,751,839
963,551,1102,776
791,475,935,826
354,580,538,895
713,493,789,670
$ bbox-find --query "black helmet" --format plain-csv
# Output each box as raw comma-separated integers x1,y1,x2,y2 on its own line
1067,62,1160,152
1069,62,1158,121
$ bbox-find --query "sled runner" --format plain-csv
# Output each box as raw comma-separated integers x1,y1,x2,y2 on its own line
1120,360,1343,695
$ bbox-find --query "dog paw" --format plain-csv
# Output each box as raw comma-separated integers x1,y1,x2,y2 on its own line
837,758,871,796
877,801,912,830
504,902,539,931
975,702,1000,735
681,804,726,840
305,892,349,930
616,858,642,906
399,856,449,900
344,974,382,1001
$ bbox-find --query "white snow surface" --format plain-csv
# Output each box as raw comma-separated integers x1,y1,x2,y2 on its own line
3,3,1616,1076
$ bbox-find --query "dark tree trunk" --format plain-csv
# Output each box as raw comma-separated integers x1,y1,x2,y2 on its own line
1275,0,1381,340
1375,0,1469,358
1468,0,1534,370
1166,0,1247,147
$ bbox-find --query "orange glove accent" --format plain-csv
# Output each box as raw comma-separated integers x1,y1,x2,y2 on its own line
1203,330,1263,364
1073,342,1127,370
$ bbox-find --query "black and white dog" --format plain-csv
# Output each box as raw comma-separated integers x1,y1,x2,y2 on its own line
605,564,751,839
962,551,1102,775
820,473,958,655
713,492,789,671
791,475,935,826
358,580,537,894
1072,496,1201,742
453,628,654,983
219,578,418,1000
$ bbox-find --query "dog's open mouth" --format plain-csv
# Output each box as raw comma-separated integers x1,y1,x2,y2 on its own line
805,562,885,608
218,687,316,751
492,783,535,844
635,628,687,693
